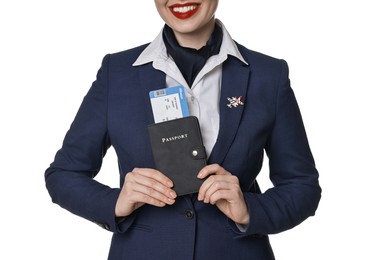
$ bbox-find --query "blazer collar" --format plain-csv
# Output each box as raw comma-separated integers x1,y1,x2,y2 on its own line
208,56,251,165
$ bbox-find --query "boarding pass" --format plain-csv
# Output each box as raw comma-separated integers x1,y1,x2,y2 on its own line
149,85,190,123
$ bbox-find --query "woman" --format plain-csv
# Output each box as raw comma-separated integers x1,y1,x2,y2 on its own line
45,1,321,259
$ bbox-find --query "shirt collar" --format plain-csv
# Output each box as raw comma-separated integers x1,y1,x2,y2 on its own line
133,19,248,67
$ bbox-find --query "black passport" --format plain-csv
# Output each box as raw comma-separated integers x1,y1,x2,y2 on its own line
148,116,207,196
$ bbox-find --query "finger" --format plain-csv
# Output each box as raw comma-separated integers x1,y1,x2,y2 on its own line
133,168,174,188
202,181,235,204
133,185,175,207
125,180,175,206
127,171,177,200
198,175,238,201
207,189,233,205
197,164,229,179
128,190,168,208
130,169,177,199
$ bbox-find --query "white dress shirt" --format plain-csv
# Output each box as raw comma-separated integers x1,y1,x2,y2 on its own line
133,20,247,157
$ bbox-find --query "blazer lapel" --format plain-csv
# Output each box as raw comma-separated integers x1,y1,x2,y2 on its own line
138,62,166,91
209,57,251,165
137,63,166,124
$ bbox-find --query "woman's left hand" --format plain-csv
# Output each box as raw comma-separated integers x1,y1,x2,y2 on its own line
197,164,250,225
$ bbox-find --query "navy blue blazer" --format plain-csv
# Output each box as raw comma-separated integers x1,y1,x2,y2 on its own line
45,42,321,260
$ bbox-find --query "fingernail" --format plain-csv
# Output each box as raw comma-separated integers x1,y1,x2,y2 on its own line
170,191,176,198
167,181,173,187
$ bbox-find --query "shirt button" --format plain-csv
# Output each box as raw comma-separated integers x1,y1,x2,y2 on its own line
185,209,194,219
191,96,195,102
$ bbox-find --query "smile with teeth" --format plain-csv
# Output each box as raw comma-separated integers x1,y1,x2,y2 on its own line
172,5,198,13
169,3,200,19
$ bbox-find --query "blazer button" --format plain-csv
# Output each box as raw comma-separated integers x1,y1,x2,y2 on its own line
185,209,194,219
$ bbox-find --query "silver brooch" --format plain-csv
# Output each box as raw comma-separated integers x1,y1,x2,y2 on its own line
227,96,244,108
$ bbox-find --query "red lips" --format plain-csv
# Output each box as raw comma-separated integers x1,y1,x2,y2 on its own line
169,2,201,19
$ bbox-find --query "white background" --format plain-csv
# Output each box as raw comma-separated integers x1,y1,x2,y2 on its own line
1,0,374,259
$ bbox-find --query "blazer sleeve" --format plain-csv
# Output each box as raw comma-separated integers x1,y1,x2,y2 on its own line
240,60,321,236
44,54,133,233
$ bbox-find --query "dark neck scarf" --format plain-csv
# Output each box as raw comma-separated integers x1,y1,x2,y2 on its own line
163,23,223,87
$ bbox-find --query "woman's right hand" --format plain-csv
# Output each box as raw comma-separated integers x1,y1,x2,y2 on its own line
115,168,177,217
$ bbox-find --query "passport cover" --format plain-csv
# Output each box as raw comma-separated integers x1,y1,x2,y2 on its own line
148,116,207,196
